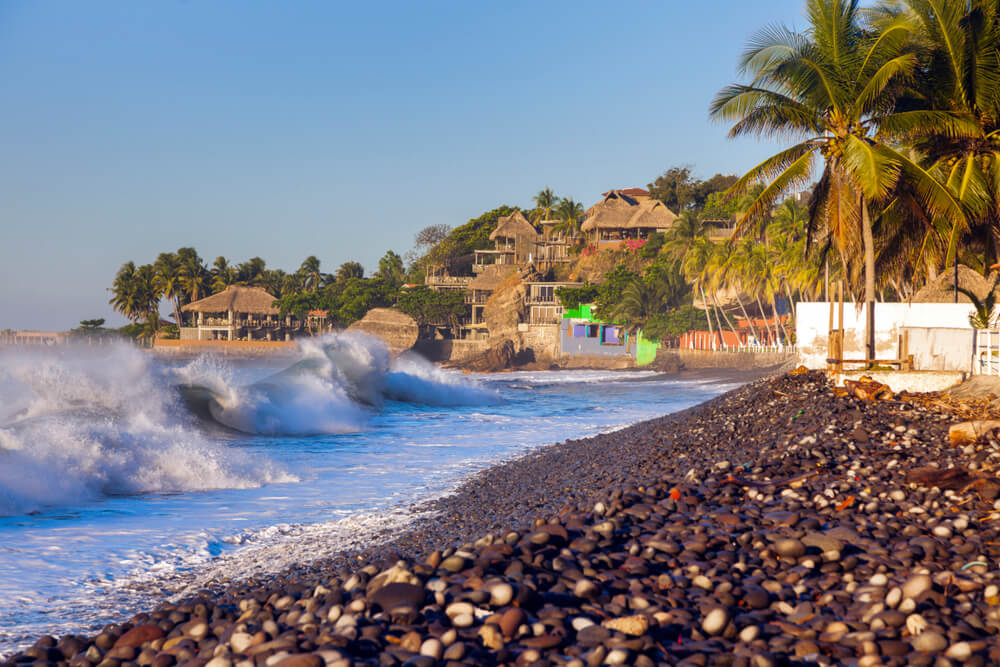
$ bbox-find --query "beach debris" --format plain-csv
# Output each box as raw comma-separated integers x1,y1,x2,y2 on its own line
949,419,1000,445
842,376,894,401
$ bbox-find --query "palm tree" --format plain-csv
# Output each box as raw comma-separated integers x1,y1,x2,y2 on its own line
532,187,559,224
662,211,706,265
153,252,183,326
177,247,209,305
681,237,720,348
873,0,1000,269
211,256,235,293
236,257,267,286
110,261,140,322
298,256,326,292
711,0,965,361
336,261,364,282
555,198,585,237
611,280,667,336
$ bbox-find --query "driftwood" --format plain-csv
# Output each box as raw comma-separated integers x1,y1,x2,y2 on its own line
905,466,1000,502
949,420,1000,446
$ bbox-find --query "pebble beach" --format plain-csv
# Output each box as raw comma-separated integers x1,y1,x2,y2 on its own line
6,369,1000,667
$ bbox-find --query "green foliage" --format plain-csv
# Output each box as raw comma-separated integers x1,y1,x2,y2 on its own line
555,285,600,309
648,167,739,214
396,286,466,327
640,232,666,258
377,250,405,287
643,306,710,340
424,205,518,271
958,274,1000,328
593,264,640,321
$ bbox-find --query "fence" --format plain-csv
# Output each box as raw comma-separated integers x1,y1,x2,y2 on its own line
974,329,1000,375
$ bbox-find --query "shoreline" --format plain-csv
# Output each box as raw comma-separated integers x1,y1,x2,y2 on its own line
7,369,1000,665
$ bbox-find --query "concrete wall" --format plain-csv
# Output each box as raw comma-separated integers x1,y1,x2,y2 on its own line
796,302,975,370
179,327,200,341
520,324,560,361
560,319,633,358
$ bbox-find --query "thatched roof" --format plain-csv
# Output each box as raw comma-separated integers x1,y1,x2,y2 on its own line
625,199,677,230
912,265,996,303
347,308,418,353
581,194,637,232
469,265,518,291
490,210,539,241
181,286,279,314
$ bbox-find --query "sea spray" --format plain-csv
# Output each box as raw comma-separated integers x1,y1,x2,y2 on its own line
0,344,292,516
176,332,499,435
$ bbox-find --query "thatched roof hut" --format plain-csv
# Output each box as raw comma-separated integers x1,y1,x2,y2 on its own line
912,265,996,303
181,286,279,315
347,308,418,353
469,265,518,291
625,199,677,230
581,193,639,232
490,210,539,242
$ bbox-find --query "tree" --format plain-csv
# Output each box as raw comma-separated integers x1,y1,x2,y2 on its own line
377,250,405,287
648,166,699,211
532,187,559,223
211,256,235,293
298,256,327,292
414,224,452,251
711,0,965,361
177,247,209,304
236,257,267,286
396,286,466,328
153,252,184,326
335,261,365,282
555,198,585,236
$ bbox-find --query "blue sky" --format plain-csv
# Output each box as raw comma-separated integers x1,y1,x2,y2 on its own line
1,0,804,330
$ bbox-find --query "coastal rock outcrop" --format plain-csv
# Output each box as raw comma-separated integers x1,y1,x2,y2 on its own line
346,308,418,354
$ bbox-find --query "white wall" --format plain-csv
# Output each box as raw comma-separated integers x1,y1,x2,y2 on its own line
796,302,975,370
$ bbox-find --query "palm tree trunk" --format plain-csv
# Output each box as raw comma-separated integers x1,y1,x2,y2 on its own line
735,295,760,344
861,198,877,363
700,287,716,350
713,295,741,348
772,293,790,345
756,295,776,345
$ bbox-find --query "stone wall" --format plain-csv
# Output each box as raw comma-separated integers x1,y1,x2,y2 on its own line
520,324,561,361
675,349,796,370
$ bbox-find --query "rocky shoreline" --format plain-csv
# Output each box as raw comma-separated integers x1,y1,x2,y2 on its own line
7,371,1000,666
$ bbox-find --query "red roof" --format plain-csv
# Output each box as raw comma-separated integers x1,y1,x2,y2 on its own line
602,187,650,197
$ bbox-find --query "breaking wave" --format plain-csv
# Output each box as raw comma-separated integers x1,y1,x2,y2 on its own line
0,344,293,517
175,331,498,435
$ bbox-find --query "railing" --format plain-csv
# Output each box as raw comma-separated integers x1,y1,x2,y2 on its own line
465,294,489,304
974,329,1000,375
425,275,472,286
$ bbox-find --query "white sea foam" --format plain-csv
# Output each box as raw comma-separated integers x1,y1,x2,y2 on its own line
0,344,292,516
173,332,498,436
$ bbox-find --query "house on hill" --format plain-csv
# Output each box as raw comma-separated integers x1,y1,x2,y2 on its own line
581,191,677,247
181,285,293,341
473,210,539,273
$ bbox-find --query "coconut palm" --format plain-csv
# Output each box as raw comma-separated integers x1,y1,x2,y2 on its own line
236,257,267,286
153,252,183,326
555,198,585,237
177,247,209,304
211,256,235,293
711,0,966,360
298,256,327,292
872,0,1000,268
531,187,559,224
662,211,706,265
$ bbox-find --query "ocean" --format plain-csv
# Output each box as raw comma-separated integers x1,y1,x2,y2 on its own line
0,333,736,657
